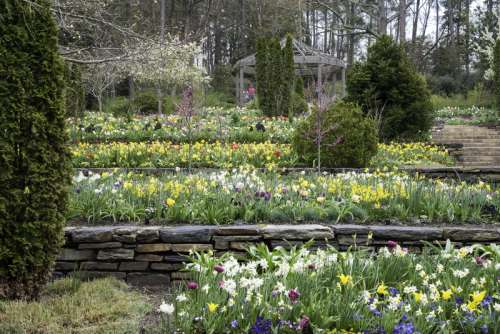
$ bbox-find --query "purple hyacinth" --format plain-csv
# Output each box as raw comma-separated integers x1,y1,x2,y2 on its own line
251,316,272,334
393,320,417,334
187,281,198,289
288,288,300,304
230,319,239,328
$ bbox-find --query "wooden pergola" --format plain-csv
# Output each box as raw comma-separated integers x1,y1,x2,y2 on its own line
234,38,347,106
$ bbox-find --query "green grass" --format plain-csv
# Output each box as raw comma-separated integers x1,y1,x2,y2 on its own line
431,90,494,110
0,277,151,334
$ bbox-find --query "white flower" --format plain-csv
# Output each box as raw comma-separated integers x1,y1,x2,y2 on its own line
158,301,174,315
415,264,423,271
176,294,188,302
494,303,500,312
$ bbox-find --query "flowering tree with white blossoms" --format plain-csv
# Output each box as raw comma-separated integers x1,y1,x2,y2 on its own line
126,37,211,114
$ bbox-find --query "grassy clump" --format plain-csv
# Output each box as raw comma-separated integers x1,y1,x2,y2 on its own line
0,277,151,334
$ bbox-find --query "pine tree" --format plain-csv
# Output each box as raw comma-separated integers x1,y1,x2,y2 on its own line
255,38,271,115
494,39,500,117
269,38,283,116
347,36,433,140
281,34,295,117
0,0,71,299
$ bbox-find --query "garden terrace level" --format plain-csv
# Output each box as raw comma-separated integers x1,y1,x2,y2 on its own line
74,167,500,184
56,224,500,287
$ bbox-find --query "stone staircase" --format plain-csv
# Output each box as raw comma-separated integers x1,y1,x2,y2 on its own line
431,125,500,168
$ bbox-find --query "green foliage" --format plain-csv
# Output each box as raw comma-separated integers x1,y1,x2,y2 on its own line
255,36,295,117
280,34,295,116
203,91,235,108
255,38,271,115
131,90,158,115
293,101,378,168
295,76,305,97
211,64,235,100
347,36,433,140
431,86,494,109
63,63,85,118
290,92,308,116
494,39,500,116
0,0,71,299
103,96,131,117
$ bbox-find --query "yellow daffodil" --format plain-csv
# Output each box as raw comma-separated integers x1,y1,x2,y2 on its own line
338,274,352,286
441,289,453,301
165,198,176,207
207,303,219,313
376,282,389,296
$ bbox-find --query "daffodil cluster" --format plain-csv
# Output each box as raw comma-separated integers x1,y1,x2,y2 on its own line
72,141,453,169
157,242,500,333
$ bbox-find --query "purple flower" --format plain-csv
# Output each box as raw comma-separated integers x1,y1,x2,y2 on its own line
251,316,272,334
214,264,225,273
387,240,398,250
231,319,239,328
455,297,464,305
481,295,493,307
393,321,417,334
480,325,489,334
298,315,310,329
389,287,399,296
288,288,300,303
187,281,198,289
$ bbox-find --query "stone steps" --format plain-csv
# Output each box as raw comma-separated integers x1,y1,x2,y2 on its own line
432,125,500,167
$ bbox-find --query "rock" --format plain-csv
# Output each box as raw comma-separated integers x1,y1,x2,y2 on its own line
71,227,113,243
163,255,190,262
78,242,122,249
216,225,261,236
159,226,215,243
261,225,334,240
151,263,184,271
171,244,213,253
97,248,134,261
73,271,126,281
333,225,442,240
213,235,262,242
57,249,96,261
135,254,163,262
80,262,119,271
114,227,138,243
443,227,500,241
229,242,253,251
137,228,159,243
269,240,304,249
127,273,170,287
214,240,229,250
136,243,171,253
55,261,77,271
119,262,149,271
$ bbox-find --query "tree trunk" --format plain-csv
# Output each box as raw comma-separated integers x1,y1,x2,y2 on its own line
399,0,406,43
435,0,439,44
378,0,387,35
412,0,420,43
158,0,166,115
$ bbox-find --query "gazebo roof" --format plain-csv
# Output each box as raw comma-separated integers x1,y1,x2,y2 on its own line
235,38,346,70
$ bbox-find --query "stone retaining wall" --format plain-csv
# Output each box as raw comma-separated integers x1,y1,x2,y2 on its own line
56,224,500,286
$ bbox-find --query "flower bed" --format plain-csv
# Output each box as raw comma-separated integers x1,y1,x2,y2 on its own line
435,106,500,126
157,242,500,333
68,107,294,144
72,142,454,169
69,169,499,224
